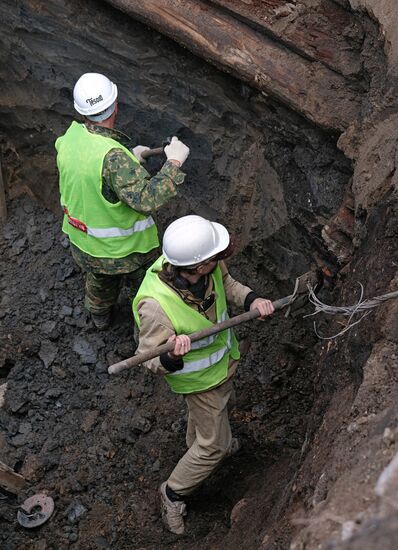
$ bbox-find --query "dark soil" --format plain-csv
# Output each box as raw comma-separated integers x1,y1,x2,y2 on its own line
0,187,321,549
1,191,396,550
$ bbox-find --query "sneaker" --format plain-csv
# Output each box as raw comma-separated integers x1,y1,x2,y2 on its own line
160,482,187,534
91,311,111,330
226,437,241,458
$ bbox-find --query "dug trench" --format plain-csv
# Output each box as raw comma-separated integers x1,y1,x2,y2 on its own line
0,1,398,549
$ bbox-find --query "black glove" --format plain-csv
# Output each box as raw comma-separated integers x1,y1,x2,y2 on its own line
160,352,184,373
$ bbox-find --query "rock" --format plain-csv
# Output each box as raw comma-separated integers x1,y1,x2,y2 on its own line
42,439,60,452
252,403,268,420
20,454,44,481
0,383,7,408
60,305,73,318
73,337,97,364
95,361,108,374
116,340,136,358
52,366,67,379
38,233,54,252
81,410,100,433
65,501,88,524
375,452,398,511
3,224,19,241
230,498,250,526
39,340,58,368
274,4,295,18
131,414,152,434
73,306,83,318
9,237,27,256
341,520,359,541
95,536,110,549
79,364,89,374
312,472,329,506
40,320,58,339
18,422,32,435
56,263,75,282
60,235,69,248
22,199,33,214
10,433,30,447
383,427,395,447
8,399,28,413
171,418,185,434
44,388,63,399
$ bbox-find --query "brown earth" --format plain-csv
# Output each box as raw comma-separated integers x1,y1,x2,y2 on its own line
0,1,398,549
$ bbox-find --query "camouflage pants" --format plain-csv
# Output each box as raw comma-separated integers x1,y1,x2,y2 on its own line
70,244,158,316
84,267,147,315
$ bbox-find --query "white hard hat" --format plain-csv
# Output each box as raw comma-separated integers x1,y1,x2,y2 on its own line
163,215,230,267
73,73,118,122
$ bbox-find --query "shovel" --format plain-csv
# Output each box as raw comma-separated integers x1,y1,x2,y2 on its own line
108,269,321,375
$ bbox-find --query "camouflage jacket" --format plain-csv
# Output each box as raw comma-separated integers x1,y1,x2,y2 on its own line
69,122,186,275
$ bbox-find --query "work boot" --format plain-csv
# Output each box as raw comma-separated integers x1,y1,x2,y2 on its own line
91,311,111,330
160,482,187,534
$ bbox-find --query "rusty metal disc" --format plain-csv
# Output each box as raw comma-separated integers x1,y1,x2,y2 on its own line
17,494,54,528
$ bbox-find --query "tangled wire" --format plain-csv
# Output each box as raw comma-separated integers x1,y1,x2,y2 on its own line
304,284,398,340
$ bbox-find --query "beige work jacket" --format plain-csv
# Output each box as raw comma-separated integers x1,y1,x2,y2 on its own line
135,261,253,374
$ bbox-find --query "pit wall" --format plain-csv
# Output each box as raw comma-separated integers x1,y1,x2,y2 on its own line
349,0,398,75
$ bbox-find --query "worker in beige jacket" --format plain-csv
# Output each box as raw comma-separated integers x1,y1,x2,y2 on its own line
132,215,274,534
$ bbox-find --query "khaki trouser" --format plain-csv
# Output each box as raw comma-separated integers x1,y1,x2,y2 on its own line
167,373,236,496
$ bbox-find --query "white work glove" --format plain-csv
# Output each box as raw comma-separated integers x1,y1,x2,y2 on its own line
164,136,190,167
132,145,150,163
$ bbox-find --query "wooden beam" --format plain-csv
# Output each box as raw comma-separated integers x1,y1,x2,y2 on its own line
105,0,361,131
208,0,363,76
0,461,26,494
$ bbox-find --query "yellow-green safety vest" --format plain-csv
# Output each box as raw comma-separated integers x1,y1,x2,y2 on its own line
55,121,159,258
133,256,240,394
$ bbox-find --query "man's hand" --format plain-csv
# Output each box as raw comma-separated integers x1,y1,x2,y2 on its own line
167,334,191,359
164,136,190,167
250,298,274,320
132,145,150,163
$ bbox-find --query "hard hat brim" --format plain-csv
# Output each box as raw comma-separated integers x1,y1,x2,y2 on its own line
210,222,230,258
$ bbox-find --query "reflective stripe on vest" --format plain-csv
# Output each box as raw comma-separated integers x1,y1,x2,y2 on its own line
62,206,156,239
169,315,232,376
189,310,228,350
86,216,155,238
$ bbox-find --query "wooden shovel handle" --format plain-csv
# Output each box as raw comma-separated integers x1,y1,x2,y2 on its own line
140,146,164,159
108,295,291,375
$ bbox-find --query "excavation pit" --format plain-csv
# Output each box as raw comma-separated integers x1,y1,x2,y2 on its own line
0,1,398,549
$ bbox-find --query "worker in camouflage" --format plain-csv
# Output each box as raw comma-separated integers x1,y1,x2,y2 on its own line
55,73,190,329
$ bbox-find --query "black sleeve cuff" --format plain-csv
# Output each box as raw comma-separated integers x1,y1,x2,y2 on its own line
244,291,258,312
160,352,184,372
